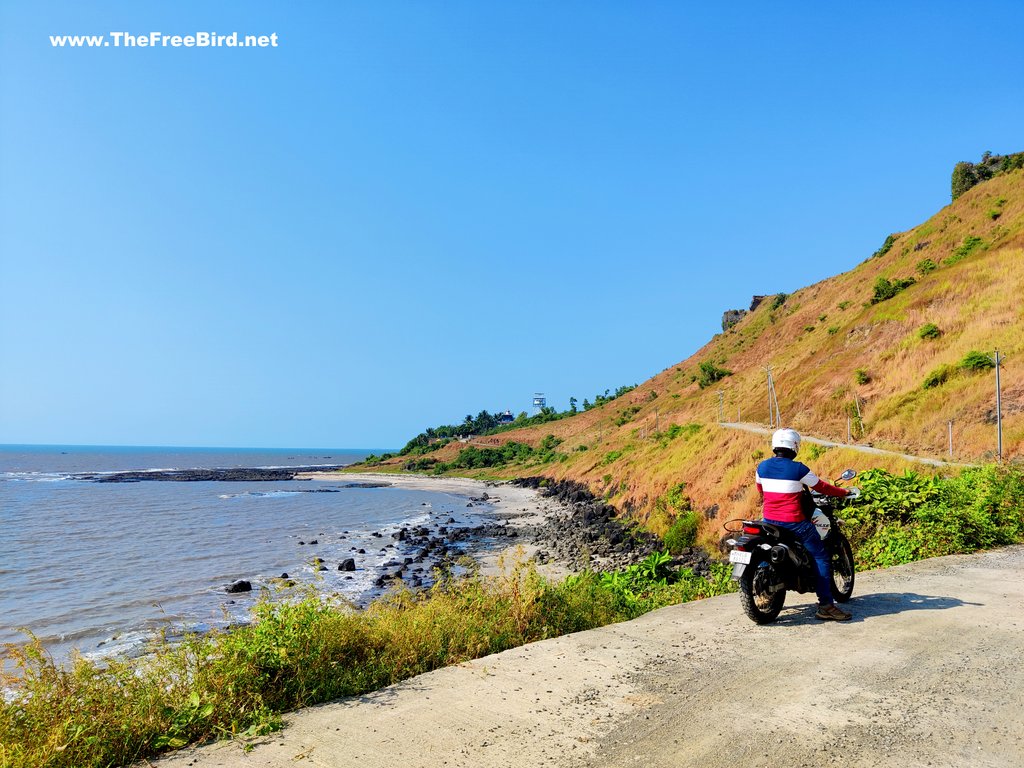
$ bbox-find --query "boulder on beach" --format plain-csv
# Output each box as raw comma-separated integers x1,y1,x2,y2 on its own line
339,558,356,571
226,580,252,594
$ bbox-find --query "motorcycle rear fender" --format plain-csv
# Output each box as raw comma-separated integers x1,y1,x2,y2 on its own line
730,542,772,580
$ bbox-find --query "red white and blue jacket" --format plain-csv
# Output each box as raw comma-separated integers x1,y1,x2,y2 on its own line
755,456,849,523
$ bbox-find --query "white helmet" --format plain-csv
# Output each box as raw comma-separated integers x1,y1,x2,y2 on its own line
771,428,801,454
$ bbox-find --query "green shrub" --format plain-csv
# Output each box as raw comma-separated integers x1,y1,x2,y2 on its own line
960,350,995,372
916,258,937,275
770,293,788,310
601,450,624,466
663,513,699,553
870,276,915,304
804,325,816,333
614,405,642,426
827,326,840,335
872,233,897,259
945,235,984,266
854,368,871,385
918,323,941,340
806,443,828,461
951,161,979,200
837,301,851,310
923,364,954,389
657,422,703,447
695,361,732,389
846,465,1024,569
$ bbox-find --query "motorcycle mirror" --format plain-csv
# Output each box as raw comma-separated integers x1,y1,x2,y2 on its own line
838,469,856,481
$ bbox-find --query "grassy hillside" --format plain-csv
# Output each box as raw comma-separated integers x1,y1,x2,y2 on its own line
361,167,1024,543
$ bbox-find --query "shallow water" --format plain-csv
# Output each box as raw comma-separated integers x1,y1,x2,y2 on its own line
0,445,496,663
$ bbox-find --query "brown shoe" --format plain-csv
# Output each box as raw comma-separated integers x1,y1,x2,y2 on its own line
815,603,852,621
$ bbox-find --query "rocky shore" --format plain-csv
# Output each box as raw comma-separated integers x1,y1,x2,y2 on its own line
509,477,713,576
78,466,351,482
290,472,714,594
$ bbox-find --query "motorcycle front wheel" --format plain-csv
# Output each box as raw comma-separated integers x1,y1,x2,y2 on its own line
739,559,786,624
830,534,855,603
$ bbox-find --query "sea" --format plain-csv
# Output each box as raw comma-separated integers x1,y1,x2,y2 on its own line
0,445,499,665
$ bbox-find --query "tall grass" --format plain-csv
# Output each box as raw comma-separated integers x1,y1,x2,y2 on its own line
0,556,732,768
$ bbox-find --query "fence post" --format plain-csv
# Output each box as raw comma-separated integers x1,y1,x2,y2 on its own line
993,350,1003,462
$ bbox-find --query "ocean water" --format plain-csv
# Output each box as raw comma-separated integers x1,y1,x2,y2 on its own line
0,445,497,664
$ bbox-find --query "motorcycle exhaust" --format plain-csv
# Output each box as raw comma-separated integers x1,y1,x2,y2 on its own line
769,544,788,564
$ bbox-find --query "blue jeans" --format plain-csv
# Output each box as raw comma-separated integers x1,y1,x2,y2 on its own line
765,518,833,606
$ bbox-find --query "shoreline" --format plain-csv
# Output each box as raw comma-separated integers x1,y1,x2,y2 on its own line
298,472,710,579
296,471,575,581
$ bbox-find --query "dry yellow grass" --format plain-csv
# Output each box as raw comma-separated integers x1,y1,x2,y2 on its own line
371,170,1024,536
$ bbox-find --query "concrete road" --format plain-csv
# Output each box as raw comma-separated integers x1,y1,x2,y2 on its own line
154,546,1024,768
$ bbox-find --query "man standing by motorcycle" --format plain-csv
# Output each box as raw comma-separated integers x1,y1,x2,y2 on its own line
755,428,859,621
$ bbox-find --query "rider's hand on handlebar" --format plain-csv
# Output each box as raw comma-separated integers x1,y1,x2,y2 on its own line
845,487,861,499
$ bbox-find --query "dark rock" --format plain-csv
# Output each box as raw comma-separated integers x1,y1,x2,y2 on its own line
85,465,344,483
280,572,289,579
309,539,318,545
226,580,252,594
339,558,356,571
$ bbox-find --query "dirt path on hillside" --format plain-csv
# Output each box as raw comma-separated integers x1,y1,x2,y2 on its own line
153,546,1024,768
719,421,973,468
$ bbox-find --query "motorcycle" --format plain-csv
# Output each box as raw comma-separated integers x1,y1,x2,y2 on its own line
725,469,859,624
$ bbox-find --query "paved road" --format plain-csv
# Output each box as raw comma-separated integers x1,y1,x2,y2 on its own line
154,546,1024,768
718,422,971,468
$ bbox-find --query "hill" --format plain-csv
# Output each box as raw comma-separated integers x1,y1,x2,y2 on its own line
358,164,1024,543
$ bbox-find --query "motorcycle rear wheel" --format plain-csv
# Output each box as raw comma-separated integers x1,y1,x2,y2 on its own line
830,535,855,603
739,559,786,624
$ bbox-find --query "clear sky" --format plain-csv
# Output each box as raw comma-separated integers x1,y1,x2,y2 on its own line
2,1,1022,449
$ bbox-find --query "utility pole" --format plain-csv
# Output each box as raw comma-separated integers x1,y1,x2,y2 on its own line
655,408,659,433
992,350,1004,462
847,416,852,444
718,392,724,424
766,366,782,428
948,419,954,459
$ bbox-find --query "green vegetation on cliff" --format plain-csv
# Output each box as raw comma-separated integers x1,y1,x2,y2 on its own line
951,150,1024,200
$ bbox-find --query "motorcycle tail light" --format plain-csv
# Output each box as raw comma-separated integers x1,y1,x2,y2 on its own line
742,525,761,534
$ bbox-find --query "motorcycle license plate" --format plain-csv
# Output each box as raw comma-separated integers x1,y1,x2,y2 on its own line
729,550,751,564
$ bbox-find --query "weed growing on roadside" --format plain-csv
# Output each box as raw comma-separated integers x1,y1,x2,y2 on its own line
0,553,734,768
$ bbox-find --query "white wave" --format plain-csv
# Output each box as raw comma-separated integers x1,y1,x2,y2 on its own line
2,471,73,482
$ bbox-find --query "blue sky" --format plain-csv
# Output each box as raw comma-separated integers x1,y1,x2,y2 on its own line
2,1,1022,449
